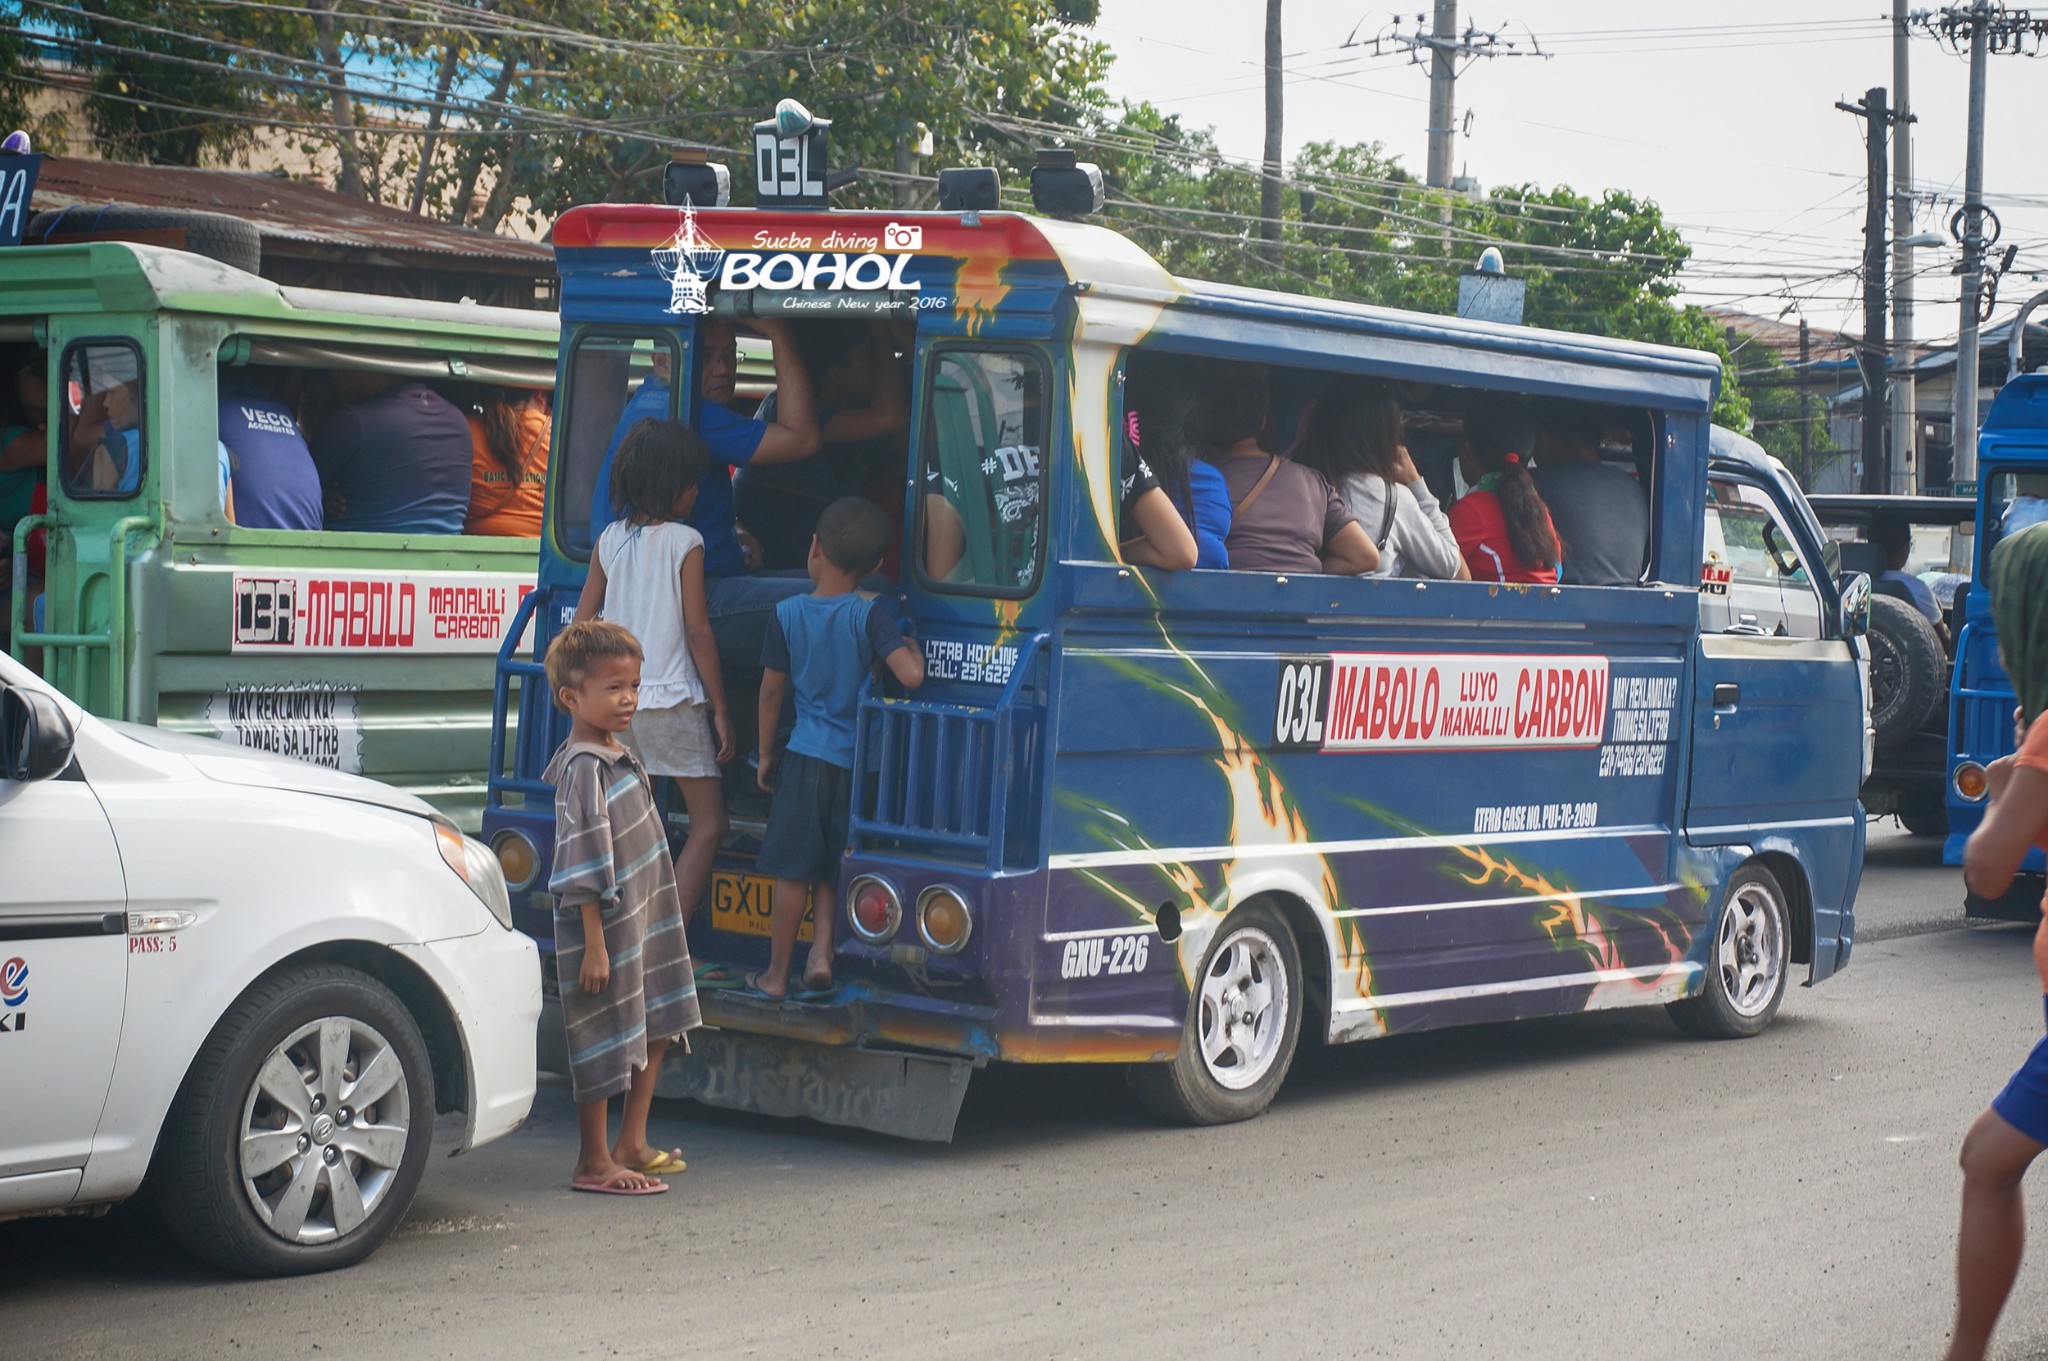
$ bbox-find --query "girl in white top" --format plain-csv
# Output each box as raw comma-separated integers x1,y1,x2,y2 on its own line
1295,382,1470,581
572,418,733,924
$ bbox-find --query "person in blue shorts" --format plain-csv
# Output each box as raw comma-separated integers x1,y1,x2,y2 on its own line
1949,523,2048,1360
749,498,925,1001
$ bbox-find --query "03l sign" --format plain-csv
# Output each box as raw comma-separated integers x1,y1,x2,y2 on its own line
231,570,534,654
1274,652,1610,753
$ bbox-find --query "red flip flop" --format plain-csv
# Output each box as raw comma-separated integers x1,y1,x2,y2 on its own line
571,1171,668,1196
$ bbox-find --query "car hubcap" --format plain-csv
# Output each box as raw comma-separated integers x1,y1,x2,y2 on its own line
1197,927,1289,1091
1716,884,1784,1018
239,1016,410,1245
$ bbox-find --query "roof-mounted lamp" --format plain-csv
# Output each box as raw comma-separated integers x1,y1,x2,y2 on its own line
936,167,1001,214
662,151,731,209
1030,148,1103,219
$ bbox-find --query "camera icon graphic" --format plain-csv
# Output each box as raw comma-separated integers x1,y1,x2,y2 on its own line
883,223,922,251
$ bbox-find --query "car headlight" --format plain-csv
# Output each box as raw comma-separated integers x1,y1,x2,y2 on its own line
436,822,515,930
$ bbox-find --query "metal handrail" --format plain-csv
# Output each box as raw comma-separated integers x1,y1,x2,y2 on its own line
486,584,555,806
11,513,155,716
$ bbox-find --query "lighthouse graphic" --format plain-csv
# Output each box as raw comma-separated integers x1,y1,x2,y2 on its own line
653,200,725,315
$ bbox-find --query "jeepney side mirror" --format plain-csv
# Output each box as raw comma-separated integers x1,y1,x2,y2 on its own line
1838,571,1872,640
0,683,76,782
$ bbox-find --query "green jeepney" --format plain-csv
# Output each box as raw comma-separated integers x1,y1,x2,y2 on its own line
5,242,558,828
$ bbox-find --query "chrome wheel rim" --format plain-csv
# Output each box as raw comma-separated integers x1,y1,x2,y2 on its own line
239,1016,411,1245
1716,883,1784,1019
1197,927,1289,1091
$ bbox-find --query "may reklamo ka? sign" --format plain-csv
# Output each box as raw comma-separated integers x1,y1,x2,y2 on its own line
231,570,533,654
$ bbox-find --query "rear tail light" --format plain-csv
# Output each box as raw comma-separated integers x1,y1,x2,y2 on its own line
492,828,539,891
916,885,973,954
1954,761,1990,803
848,875,902,943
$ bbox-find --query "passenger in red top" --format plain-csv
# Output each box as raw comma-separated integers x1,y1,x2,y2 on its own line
1447,403,1560,584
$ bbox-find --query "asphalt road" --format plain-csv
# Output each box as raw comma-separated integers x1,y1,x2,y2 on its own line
8,820,2048,1361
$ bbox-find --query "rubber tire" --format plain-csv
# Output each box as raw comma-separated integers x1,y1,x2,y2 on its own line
1667,862,1791,1040
28,206,262,275
1897,787,1949,838
1867,594,1944,751
1127,900,1304,1125
154,965,435,1277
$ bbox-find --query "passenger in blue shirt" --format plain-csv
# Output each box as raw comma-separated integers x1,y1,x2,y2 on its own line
309,376,472,535
587,318,821,679
1121,362,1230,568
750,498,925,1001
218,375,324,530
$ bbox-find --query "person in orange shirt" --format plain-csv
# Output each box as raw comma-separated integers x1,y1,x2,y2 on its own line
1949,522,2048,1360
465,386,551,537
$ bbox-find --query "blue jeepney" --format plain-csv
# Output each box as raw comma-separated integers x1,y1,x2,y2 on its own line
483,192,1869,1139
1947,374,2048,915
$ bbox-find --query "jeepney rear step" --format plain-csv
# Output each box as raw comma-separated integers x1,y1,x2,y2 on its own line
657,1028,976,1143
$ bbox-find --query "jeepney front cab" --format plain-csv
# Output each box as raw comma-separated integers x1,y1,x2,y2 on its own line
4,242,558,826
489,190,1869,1142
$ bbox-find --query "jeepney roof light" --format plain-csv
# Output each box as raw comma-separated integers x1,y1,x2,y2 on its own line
1030,148,1104,220
917,885,973,955
663,153,731,209
937,167,1001,214
849,875,902,944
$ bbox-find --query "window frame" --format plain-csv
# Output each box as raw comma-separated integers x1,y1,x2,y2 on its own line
910,341,1055,601
1703,474,1825,639
56,337,147,504
550,325,683,564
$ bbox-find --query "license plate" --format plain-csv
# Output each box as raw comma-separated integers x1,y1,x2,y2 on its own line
709,869,813,942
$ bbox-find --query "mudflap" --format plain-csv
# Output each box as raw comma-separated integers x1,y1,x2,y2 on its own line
656,1028,977,1143
1967,871,2046,924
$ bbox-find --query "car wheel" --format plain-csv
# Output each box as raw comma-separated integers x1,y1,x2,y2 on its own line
1667,863,1790,1040
1867,594,1944,751
1128,901,1303,1125
156,964,434,1276
1897,787,1949,838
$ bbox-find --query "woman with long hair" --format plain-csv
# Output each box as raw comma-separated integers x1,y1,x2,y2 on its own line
464,385,552,537
1447,401,1560,584
1294,380,1468,580
1121,359,1231,569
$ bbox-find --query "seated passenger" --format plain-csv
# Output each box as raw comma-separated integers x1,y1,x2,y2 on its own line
309,373,472,534
1531,409,1648,586
66,376,143,495
218,371,323,530
1295,382,1468,581
0,344,46,546
587,317,821,680
734,320,906,572
1123,363,1230,569
1200,367,1377,576
1873,518,1945,635
1448,403,1560,584
464,386,551,537
2003,474,2048,538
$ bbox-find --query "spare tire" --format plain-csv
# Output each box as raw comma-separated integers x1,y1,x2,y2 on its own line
27,205,261,275
1868,593,1944,750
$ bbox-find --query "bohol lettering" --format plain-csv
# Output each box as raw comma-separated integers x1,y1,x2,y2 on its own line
718,252,919,293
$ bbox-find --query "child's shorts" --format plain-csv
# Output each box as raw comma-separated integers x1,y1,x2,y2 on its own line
756,750,852,884
1993,995,2048,1145
624,702,718,779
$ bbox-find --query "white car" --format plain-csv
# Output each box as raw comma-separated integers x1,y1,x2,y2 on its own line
0,651,539,1275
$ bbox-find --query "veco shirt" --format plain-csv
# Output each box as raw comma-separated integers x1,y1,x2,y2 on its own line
218,385,323,531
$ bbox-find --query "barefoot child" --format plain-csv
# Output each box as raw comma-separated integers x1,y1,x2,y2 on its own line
1949,522,2048,1357
543,620,701,1195
752,498,925,999
574,419,735,927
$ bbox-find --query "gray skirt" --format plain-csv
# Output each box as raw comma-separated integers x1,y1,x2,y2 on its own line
623,702,718,778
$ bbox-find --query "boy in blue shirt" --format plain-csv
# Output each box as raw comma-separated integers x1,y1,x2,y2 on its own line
750,498,924,1000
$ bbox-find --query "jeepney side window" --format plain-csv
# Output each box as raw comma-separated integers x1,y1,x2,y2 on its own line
1703,478,1822,639
917,348,1048,596
58,341,144,501
554,331,679,561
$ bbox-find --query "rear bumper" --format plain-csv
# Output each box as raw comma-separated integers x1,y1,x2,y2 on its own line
1968,872,2045,923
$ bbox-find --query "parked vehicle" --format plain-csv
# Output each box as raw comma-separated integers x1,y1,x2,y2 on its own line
1807,493,1975,836
485,165,1871,1140
4,239,559,829
1947,373,2048,916
0,648,539,1274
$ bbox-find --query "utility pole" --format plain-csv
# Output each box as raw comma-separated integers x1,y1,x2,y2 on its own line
1800,318,1813,488
1890,0,1919,493
1259,0,1284,267
1910,2,2048,486
1369,6,1546,190
1838,89,1893,495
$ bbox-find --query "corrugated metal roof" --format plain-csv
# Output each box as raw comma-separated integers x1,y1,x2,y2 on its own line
29,158,552,265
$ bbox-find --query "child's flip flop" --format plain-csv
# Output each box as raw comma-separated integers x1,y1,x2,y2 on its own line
636,1150,687,1176
789,978,836,1003
740,971,787,1002
570,1171,668,1196
694,964,746,991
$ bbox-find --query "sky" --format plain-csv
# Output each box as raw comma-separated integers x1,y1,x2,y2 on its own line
1093,0,2048,342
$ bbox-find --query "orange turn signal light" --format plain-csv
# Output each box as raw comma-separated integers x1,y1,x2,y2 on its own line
1954,761,1990,803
